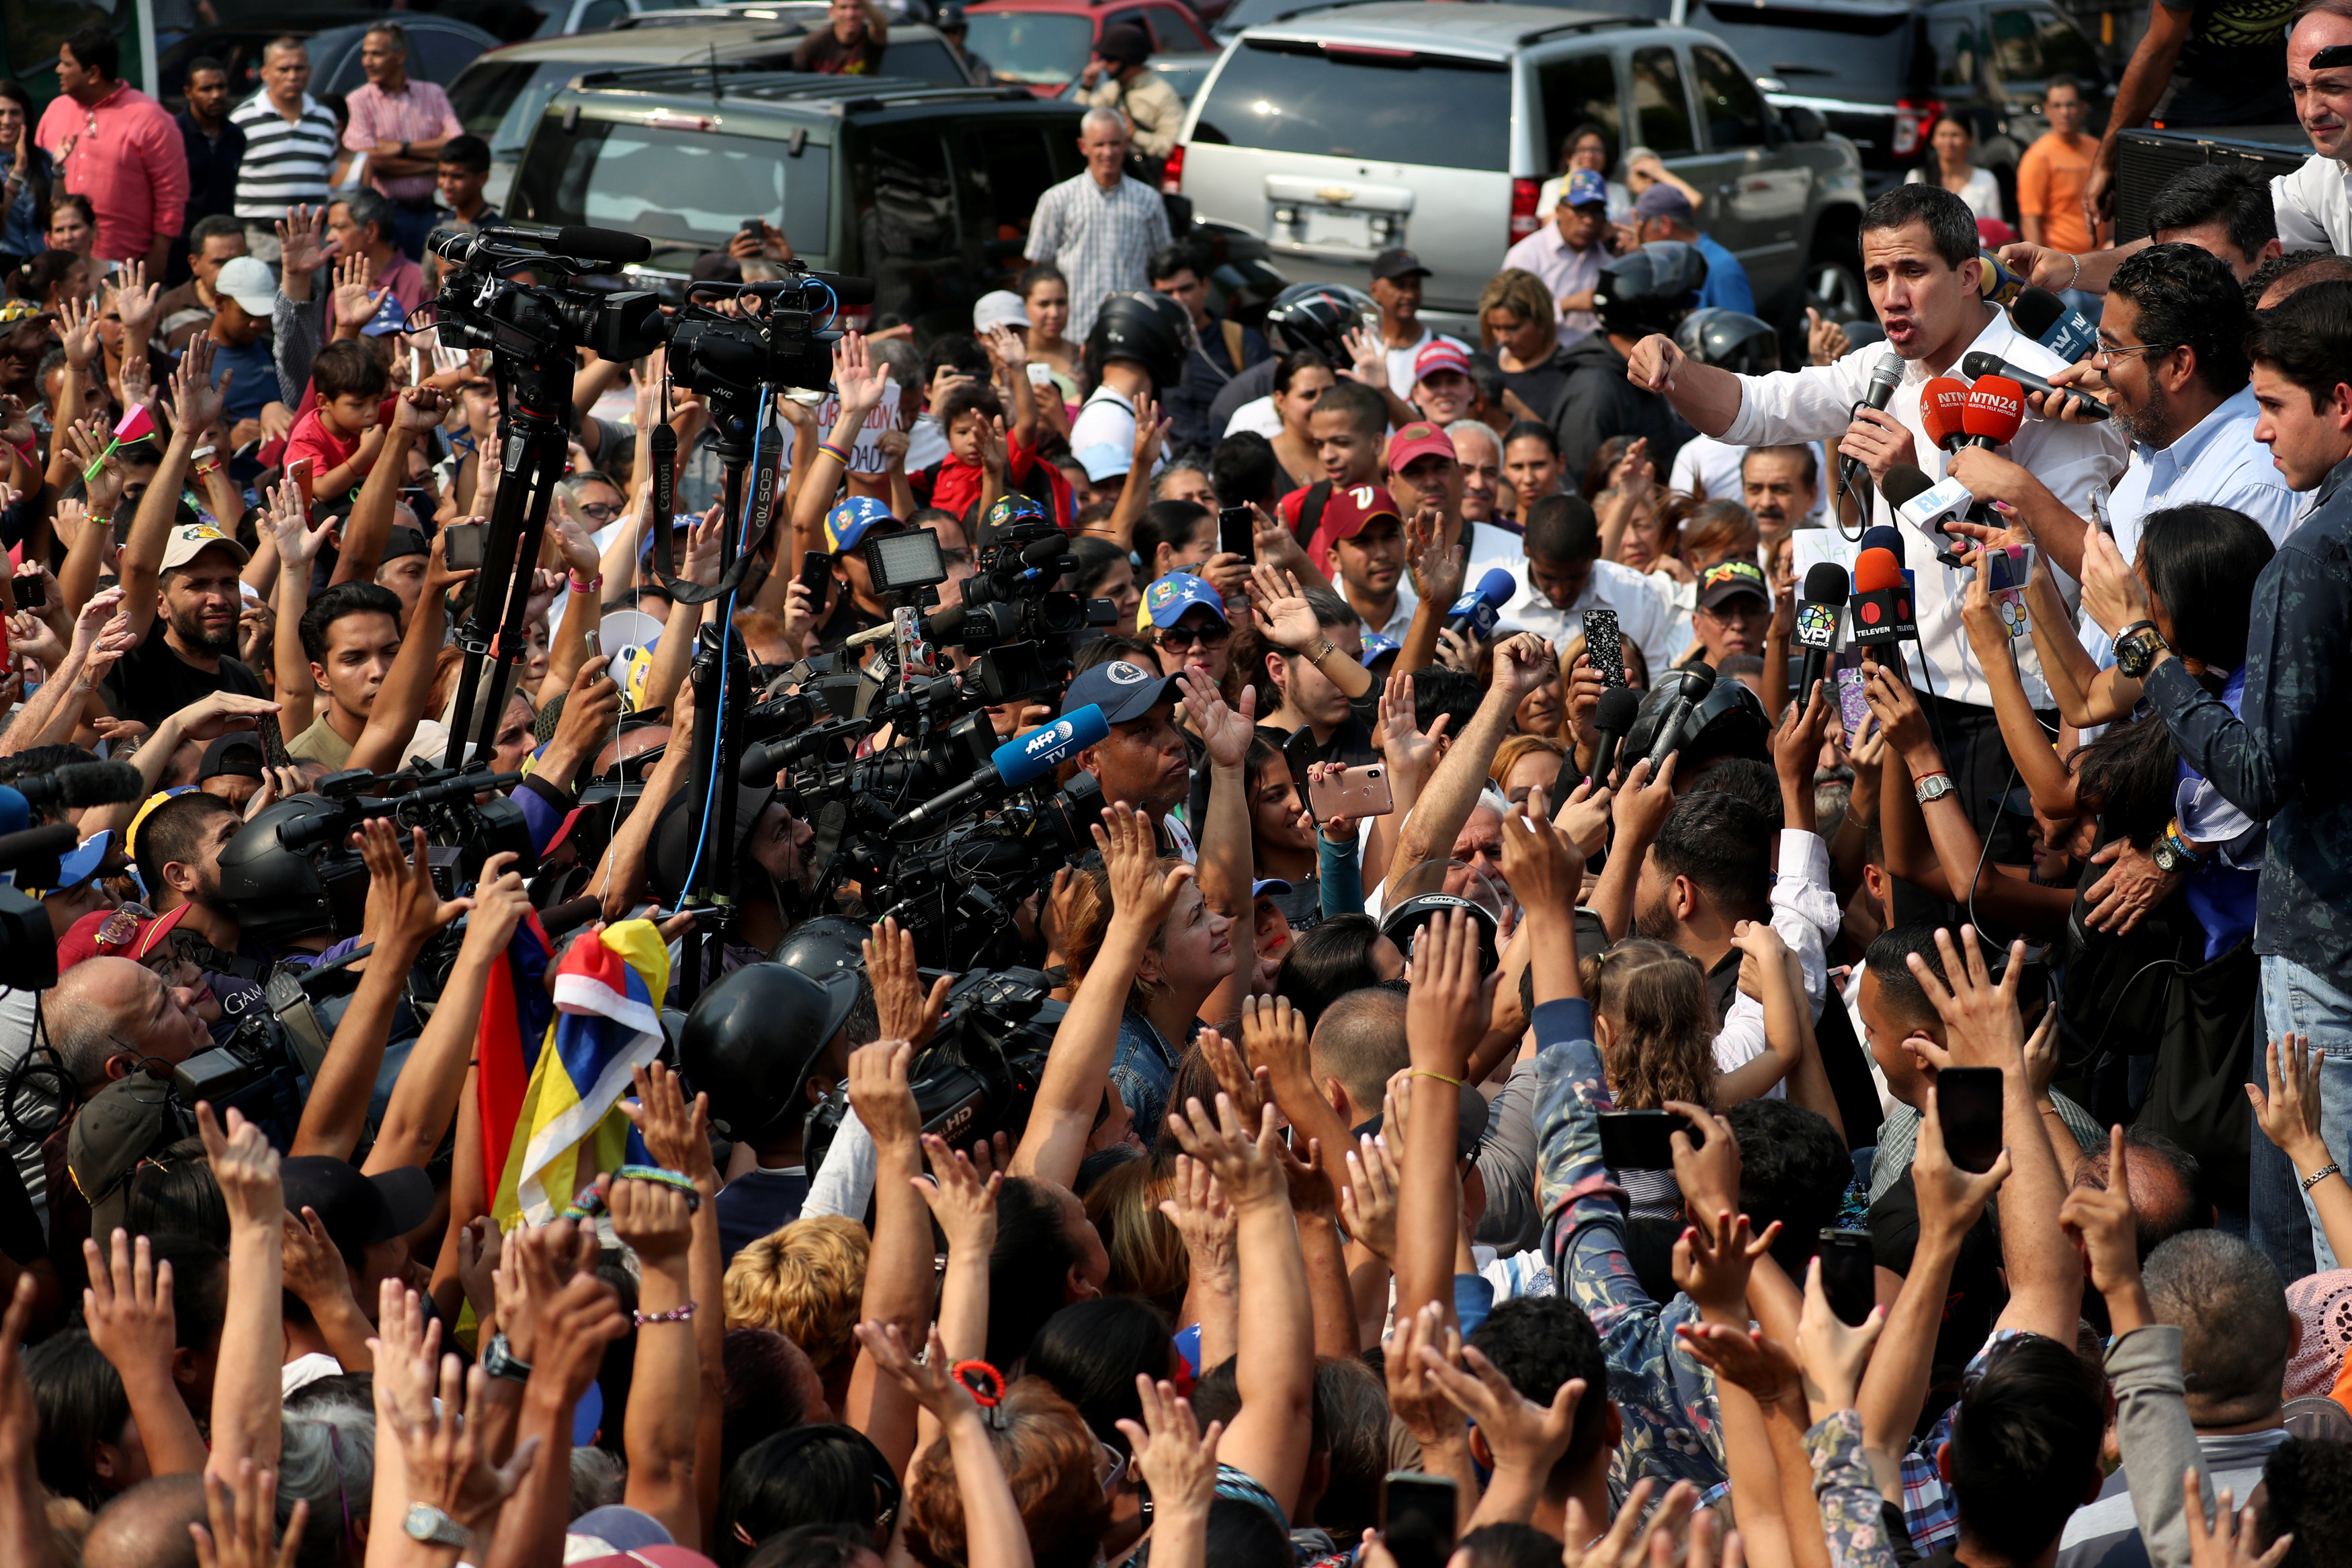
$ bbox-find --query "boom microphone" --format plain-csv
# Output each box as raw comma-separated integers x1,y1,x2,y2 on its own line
1837,351,1904,496
1444,568,1519,641
892,705,1111,836
1794,563,1849,709
1591,687,1641,790
0,760,146,836
554,226,653,265
1644,662,1716,777
1849,547,1914,645
2011,287,2098,363
1958,350,2111,421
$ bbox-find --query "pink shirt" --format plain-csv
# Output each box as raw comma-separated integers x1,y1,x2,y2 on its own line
342,77,462,204
35,83,188,261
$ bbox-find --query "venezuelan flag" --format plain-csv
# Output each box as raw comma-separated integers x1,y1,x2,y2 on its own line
474,910,556,1195
492,918,671,1225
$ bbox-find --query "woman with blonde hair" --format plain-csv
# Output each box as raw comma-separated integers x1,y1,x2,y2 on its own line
1472,268,1574,423
1490,732,1568,806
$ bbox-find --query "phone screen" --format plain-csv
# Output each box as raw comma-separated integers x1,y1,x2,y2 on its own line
1935,1067,2006,1174
256,711,292,771
1218,505,1254,561
1380,1473,1458,1568
1598,1109,1699,1170
1816,1228,1877,1325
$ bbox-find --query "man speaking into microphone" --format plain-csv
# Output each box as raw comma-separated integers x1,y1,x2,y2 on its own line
1622,183,2124,869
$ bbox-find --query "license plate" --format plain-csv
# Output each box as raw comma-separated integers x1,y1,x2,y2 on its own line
1300,206,1377,249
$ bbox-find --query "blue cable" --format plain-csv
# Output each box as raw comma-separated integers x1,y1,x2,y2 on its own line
809,277,839,334
681,386,769,902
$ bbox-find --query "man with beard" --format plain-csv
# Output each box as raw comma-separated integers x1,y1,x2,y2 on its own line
106,341,267,728
1942,243,2298,677
1738,445,1823,554
129,790,278,1021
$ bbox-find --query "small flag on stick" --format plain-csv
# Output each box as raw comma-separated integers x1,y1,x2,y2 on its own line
83,404,157,483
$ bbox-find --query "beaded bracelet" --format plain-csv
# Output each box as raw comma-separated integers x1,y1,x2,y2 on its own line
635,1301,697,1326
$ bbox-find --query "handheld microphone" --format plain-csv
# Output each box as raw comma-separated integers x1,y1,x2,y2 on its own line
893,705,1111,836
1858,524,1906,564
1919,377,1970,453
1849,547,1915,645
1958,349,2111,421
1880,465,1940,520
1794,563,1848,711
1976,247,2029,308
1960,376,2025,449
1590,687,1641,790
1837,351,1905,496
0,823,80,875
2011,286,2099,363
1444,568,1519,642
1644,662,1716,777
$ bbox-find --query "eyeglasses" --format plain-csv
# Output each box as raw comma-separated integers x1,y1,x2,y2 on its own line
2091,339,2179,366
573,501,623,522
1158,623,1229,650
1097,1440,1129,1494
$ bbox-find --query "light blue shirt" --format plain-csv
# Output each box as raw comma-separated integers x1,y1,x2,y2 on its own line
1693,232,1755,316
2082,383,2302,673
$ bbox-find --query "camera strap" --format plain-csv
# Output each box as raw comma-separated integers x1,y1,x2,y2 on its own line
642,410,780,607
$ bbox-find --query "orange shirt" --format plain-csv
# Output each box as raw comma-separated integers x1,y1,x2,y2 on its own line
2017,131,2099,255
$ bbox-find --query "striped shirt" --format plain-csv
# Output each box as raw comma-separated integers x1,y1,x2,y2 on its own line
1021,170,1170,341
230,92,339,218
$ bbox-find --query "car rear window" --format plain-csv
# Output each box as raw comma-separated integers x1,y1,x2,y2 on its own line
961,11,1093,86
1191,40,1509,170
1696,3,1917,94
511,117,832,255
451,60,581,157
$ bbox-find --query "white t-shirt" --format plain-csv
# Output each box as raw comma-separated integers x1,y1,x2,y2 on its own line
1383,325,1473,396
1070,386,1168,484
1667,433,1830,523
1220,394,1285,442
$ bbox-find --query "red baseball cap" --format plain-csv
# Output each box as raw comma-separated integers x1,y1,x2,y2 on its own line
56,902,193,972
1413,341,1472,385
1306,483,1404,576
1385,421,1458,474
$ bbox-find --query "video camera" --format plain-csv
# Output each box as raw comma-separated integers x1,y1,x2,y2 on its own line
427,224,670,361
670,263,877,399
803,965,1063,1176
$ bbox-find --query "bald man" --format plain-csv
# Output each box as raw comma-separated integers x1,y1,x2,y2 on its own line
83,1474,207,1568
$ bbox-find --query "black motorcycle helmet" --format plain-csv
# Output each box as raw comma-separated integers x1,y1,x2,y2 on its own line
1259,281,1378,361
1621,665,1772,776
675,961,850,1147
215,796,345,947
769,913,870,1033
1675,308,1780,375
1593,242,1708,338
1084,291,1191,392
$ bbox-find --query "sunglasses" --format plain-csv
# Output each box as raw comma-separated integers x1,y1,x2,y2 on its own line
1158,622,1229,650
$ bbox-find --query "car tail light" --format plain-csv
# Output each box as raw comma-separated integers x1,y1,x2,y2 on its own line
1161,143,1185,195
1892,98,1943,159
1510,177,1540,244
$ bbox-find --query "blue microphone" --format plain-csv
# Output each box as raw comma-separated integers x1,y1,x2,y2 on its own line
1445,568,1519,640
893,704,1111,835
1859,524,1906,564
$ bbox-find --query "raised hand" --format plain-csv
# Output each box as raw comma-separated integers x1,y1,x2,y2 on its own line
832,331,890,419
1404,505,1465,606
1375,668,1450,781
1795,1254,1886,1422
1196,1027,1269,1130
852,1320,982,1424
1383,1300,1468,1452
393,384,450,436
1904,926,2026,1070
1095,802,1191,937
2183,1474,2294,1568
1673,1319,1804,1412
1247,560,1323,652
1115,1375,1222,1518
372,1280,540,1540
112,259,162,339
914,1133,1001,1257
623,1059,719,1192
266,479,332,565
1491,631,1554,699
356,820,473,956
278,204,328,279
846,1037,922,1154
1164,1090,1288,1212
607,1170,694,1270
1913,1078,2011,1244
81,1228,177,1386
1179,665,1256,771
189,1459,307,1568
58,293,101,369
171,335,226,438
1417,1339,1581,1479
1338,1133,1401,1260
1500,786,1586,919
679,504,725,586
333,253,390,335
1670,1207,1781,1321
2248,1035,2332,1171
1403,906,1488,1078
196,1103,282,1229
1157,1153,1238,1285
866,915,952,1047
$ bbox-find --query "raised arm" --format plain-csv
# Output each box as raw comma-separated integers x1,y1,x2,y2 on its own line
841,1037,933,1477
610,1172,703,1547
347,529,472,773
1383,631,1548,894
856,1323,1038,1568
1012,806,1189,1188
1396,907,1490,1327
1962,564,2081,818
265,480,334,735
788,334,889,559
79,1229,208,1478
2247,1036,2352,1268
332,384,443,586
198,1104,284,1479
119,339,226,641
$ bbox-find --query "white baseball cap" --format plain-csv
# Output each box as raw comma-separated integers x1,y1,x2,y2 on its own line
215,255,276,316
973,290,1030,333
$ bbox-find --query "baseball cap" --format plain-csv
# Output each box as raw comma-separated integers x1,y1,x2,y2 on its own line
973,290,1030,333
56,900,194,971
1565,169,1610,210
71,1076,189,1240
1412,340,1472,386
24,830,117,897
1141,572,1227,629
360,292,407,337
1251,877,1292,898
1371,249,1431,281
382,525,428,562
1696,558,1771,610
1075,442,1134,484
199,732,265,781
160,520,250,571
280,1156,436,1259
824,495,899,554
569,1506,673,1555
1384,421,1458,474
1062,658,1181,724
1634,182,1695,222
215,256,276,316
126,787,198,861
1318,483,1402,544
1360,632,1401,667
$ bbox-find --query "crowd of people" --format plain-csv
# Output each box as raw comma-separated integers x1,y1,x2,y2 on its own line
0,10,2345,1568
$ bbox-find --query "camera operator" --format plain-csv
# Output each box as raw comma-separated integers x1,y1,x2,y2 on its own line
29,957,211,1221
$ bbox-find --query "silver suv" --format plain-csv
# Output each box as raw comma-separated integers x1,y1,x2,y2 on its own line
1169,3,1867,337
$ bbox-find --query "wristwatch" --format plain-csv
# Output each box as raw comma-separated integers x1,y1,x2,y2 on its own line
1914,771,1956,806
2150,834,2197,875
403,1504,469,1549
2113,620,2169,679
480,1331,532,1383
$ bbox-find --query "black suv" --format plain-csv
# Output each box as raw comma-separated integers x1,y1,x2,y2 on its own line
506,69,1085,339
1626,0,2111,198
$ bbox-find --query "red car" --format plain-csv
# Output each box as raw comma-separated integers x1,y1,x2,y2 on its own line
960,0,1215,97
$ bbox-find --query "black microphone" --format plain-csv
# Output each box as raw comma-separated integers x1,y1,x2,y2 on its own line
554,226,653,265
1794,563,1849,711
0,823,80,875
8,761,142,810
1957,349,2111,421
2008,287,2098,362
1644,662,1717,777
810,270,875,307
1837,350,1904,496
1590,687,1640,790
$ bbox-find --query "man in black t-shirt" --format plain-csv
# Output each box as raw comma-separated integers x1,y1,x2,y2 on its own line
2088,0,2298,224
103,519,267,730
793,0,886,74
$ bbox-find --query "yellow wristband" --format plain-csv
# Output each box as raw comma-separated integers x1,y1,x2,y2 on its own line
1409,1069,1466,1088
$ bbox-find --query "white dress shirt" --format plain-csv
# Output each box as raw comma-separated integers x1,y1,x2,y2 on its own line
1710,831,1838,1088
1716,307,2129,710
1668,432,1832,523
1493,555,1683,676
2270,153,2352,255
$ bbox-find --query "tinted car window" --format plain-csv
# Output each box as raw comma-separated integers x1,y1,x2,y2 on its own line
879,36,976,84
1630,46,1694,155
450,60,578,157
1536,51,1622,169
513,118,833,256
961,11,1093,85
1926,11,1981,90
851,125,966,332
413,25,491,83
1191,40,1510,170
1986,7,2101,83
579,0,624,30
1696,3,1919,95
1691,44,1765,149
